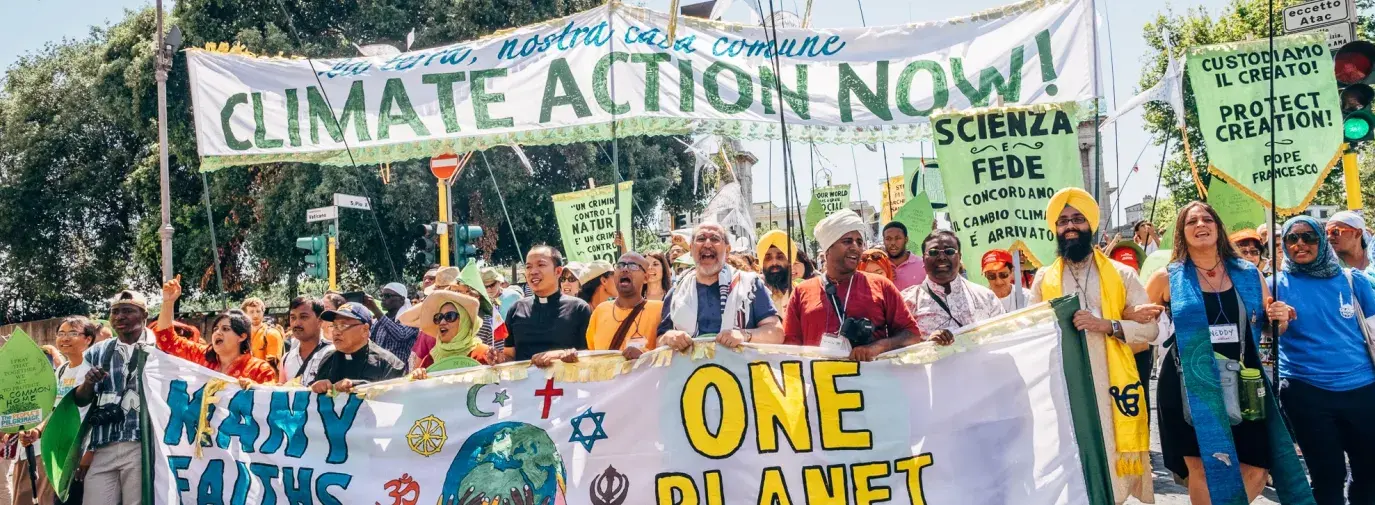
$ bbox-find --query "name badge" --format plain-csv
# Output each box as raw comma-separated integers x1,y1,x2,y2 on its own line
820,333,853,355
627,337,647,349
1209,324,1239,344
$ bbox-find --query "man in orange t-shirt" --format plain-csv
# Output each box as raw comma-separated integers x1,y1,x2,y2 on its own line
241,297,285,364
534,252,663,367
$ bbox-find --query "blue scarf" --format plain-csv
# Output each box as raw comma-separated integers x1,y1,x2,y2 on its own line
1168,258,1313,504
1282,215,1341,279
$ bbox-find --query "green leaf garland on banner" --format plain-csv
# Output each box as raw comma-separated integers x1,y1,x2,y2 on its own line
894,191,936,254
933,102,1085,278
551,182,633,263
1208,179,1266,232
1186,33,1343,214
0,328,57,433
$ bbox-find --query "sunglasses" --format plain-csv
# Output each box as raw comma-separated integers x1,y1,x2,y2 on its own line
484,282,498,289
925,247,958,258
984,271,1010,281
1239,247,1262,257
1328,228,1356,239
432,311,461,324
1284,231,1320,246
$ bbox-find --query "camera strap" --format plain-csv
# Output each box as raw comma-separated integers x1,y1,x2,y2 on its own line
925,285,965,327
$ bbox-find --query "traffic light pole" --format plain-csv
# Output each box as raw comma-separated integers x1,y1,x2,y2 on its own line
1343,145,1363,210
329,218,339,291
438,179,451,267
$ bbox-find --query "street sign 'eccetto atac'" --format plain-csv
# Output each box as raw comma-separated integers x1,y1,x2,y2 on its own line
1283,0,1354,32
305,206,338,223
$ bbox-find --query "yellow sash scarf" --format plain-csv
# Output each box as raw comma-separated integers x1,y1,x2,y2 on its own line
1041,250,1149,478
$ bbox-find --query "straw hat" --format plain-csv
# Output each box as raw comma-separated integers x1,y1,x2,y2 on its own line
399,289,480,340
578,260,614,285
424,266,461,295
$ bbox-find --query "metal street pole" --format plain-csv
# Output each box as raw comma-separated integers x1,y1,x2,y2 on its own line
155,0,174,281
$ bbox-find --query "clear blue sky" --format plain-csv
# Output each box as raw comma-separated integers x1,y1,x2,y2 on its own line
0,0,1231,225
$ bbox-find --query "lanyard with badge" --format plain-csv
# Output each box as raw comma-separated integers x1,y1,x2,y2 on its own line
821,277,855,353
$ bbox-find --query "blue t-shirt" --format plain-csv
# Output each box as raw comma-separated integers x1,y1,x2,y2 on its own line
657,278,778,336
1271,269,1375,391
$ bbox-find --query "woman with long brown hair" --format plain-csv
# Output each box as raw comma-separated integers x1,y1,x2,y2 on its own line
1143,201,1306,504
643,251,672,301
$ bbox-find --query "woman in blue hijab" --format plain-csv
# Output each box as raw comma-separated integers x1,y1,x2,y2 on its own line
1273,215,1375,504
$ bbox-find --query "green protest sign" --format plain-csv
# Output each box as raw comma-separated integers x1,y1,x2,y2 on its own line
1138,249,1174,285
803,185,853,238
893,191,936,254
1209,179,1266,232
902,157,948,208
0,328,57,433
933,102,1084,277
552,182,633,263
1187,32,1343,214
40,394,90,501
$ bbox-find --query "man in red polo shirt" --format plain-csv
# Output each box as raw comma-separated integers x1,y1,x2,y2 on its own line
784,210,952,360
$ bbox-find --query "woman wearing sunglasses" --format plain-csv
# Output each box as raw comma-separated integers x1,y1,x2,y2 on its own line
1271,215,1375,504
401,290,490,379
858,248,895,281
1143,202,1307,504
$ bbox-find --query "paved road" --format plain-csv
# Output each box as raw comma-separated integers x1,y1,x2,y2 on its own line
1127,380,1283,505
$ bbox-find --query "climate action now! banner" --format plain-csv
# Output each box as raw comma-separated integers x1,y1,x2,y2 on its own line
933,102,1083,277
1186,32,1343,213
143,300,1111,505
553,182,633,263
186,0,1093,170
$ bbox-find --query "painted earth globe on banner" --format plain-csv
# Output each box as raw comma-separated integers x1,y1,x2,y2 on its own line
439,421,566,505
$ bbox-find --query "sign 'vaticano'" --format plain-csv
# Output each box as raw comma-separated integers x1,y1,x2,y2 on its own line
187,0,1093,170
1186,32,1343,214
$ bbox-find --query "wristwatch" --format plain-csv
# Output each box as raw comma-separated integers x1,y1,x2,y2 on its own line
1110,320,1126,341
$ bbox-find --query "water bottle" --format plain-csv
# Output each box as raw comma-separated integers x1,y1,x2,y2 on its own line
1239,368,1266,421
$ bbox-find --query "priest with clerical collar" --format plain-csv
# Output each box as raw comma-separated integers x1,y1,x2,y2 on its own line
503,245,592,362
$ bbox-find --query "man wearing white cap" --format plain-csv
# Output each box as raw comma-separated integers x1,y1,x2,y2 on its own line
1326,210,1374,280
361,282,418,373
784,210,943,361
659,222,783,351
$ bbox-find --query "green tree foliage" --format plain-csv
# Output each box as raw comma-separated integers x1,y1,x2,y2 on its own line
0,0,704,321
1138,0,1374,214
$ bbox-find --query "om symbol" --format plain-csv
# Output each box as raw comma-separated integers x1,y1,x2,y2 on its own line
1109,383,1142,417
590,465,629,505
378,473,420,505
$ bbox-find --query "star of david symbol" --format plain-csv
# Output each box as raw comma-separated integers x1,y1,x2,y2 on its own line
493,389,510,406
568,408,608,452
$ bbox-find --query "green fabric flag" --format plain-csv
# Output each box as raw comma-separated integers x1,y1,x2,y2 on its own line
0,328,57,433
803,184,852,239
40,394,89,502
551,182,633,263
457,263,495,315
1187,32,1343,214
1209,179,1267,232
893,191,935,254
902,157,948,209
933,102,1084,278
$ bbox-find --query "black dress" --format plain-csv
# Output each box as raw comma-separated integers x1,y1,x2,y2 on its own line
1158,287,1271,478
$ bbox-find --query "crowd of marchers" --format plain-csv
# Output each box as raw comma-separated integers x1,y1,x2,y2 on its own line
2,187,1374,505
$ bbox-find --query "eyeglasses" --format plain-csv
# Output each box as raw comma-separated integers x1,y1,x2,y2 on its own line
925,247,958,258
334,321,366,333
1284,231,1320,246
616,262,644,272
432,311,461,324
984,271,1010,281
1055,216,1090,227
694,234,725,245
56,331,83,338
1239,247,1262,257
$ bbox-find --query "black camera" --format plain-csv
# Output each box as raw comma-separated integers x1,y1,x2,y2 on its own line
88,403,126,427
839,317,875,347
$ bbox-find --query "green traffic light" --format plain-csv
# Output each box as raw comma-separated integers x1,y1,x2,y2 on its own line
1345,117,1372,140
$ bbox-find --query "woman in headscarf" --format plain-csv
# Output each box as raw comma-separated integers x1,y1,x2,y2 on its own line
153,276,277,385
1271,215,1375,504
644,251,672,301
858,248,895,281
1143,202,1308,504
403,290,490,379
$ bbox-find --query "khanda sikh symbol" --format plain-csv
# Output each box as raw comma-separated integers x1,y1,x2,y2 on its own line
590,465,629,505
1109,382,1143,417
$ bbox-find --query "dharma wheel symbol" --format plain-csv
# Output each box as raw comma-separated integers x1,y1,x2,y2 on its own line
406,415,448,457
